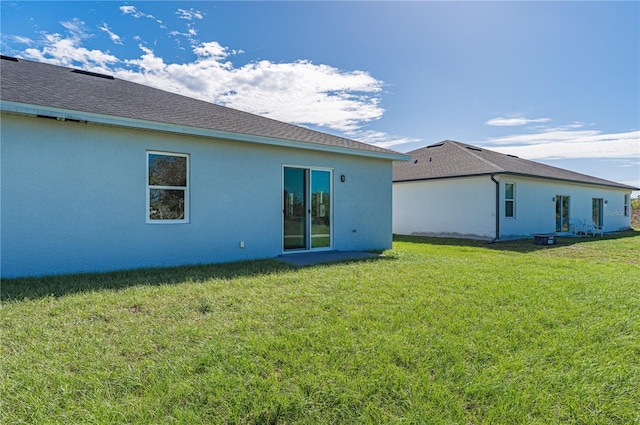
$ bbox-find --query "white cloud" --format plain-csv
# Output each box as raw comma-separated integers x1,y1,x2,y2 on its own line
118,46,385,132
59,18,89,39
217,60,385,132
8,35,33,44
8,12,393,139
481,128,640,160
192,41,229,59
486,116,552,126
119,6,136,15
120,5,148,18
168,27,198,41
98,23,123,45
347,130,421,149
176,8,204,20
119,5,163,24
22,22,118,70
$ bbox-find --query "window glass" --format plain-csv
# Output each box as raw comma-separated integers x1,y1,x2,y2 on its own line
150,189,185,220
505,183,514,200
505,182,515,218
149,154,187,186
505,201,514,218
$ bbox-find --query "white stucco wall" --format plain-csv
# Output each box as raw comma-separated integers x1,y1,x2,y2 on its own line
393,176,496,239
1,114,393,277
393,173,633,241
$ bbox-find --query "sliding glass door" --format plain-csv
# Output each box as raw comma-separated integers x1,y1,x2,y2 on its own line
283,167,332,252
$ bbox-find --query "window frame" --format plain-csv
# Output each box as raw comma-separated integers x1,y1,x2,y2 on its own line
504,182,515,218
146,150,190,224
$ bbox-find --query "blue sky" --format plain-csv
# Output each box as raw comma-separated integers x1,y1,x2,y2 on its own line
2,1,639,190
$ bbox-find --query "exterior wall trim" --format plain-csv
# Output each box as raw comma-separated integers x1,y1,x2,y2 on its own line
394,171,637,191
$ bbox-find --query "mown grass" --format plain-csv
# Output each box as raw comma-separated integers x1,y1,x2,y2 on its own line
2,231,639,424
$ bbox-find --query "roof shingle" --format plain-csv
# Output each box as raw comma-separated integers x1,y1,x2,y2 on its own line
1,57,402,158
393,140,637,190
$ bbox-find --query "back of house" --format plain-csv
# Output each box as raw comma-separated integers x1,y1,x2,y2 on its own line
1,57,407,278
393,140,636,240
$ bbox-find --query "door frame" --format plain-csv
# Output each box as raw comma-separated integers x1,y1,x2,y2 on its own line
282,165,334,253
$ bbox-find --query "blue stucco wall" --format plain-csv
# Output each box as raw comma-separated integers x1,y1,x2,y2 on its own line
1,114,393,277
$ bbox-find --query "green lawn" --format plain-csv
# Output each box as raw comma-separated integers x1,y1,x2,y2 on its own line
2,232,639,424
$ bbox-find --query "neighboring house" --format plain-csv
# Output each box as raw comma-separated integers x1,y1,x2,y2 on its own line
393,140,637,241
1,57,408,278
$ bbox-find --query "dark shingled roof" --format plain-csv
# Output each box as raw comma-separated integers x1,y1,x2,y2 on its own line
394,140,637,190
0,56,402,158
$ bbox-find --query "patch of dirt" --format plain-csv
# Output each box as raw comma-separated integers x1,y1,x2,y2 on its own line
128,305,144,313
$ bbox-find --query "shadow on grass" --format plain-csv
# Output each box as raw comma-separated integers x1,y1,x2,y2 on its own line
1,258,299,302
6,231,635,301
1,254,392,302
394,229,640,254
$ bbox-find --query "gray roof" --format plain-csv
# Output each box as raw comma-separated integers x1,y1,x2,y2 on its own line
394,140,637,190
0,56,404,159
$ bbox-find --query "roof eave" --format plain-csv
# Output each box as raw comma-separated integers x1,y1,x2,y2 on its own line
2,100,410,162
394,171,638,190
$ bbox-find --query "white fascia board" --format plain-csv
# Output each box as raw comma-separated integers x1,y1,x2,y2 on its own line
1,101,409,162
497,172,639,192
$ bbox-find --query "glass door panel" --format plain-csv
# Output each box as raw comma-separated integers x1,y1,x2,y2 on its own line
555,195,570,232
592,198,603,227
283,167,307,250
311,170,331,249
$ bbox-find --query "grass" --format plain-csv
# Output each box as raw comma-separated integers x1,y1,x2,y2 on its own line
2,231,639,424
631,198,640,229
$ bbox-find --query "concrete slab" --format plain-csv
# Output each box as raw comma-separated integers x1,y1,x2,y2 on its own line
276,250,381,267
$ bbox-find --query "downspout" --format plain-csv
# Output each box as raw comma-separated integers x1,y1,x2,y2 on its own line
490,174,500,243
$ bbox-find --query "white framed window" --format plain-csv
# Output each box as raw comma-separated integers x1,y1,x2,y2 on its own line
505,182,515,218
147,151,189,223
624,194,630,217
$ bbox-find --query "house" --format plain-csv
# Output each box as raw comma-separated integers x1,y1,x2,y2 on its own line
0,57,408,278
393,140,636,241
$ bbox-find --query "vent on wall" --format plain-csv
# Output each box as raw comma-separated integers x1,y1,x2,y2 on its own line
1,55,19,62
71,69,114,80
